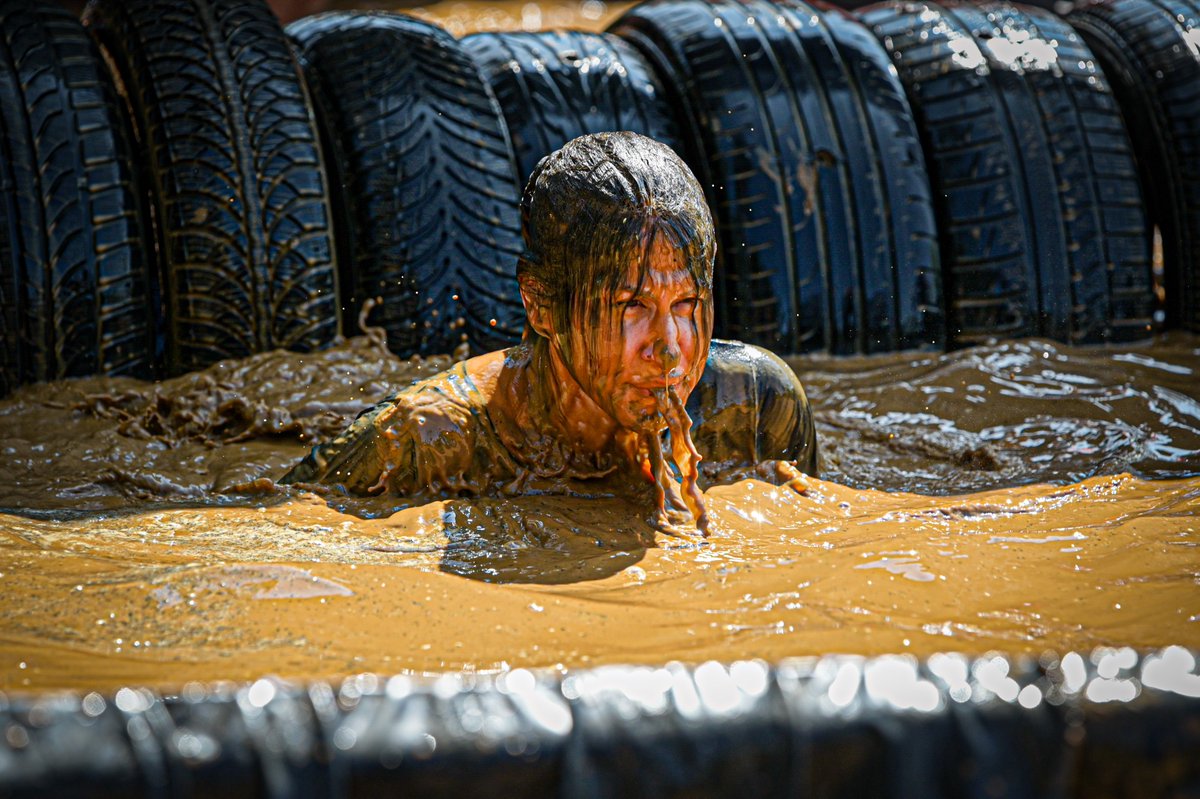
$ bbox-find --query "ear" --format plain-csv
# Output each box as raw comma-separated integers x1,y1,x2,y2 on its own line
519,276,555,340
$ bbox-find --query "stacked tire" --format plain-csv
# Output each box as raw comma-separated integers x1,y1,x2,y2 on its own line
83,0,340,375
462,30,684,188
1,0,1195,399
1068,0,1200,333
0,0,153,395
287,13,526,357
859,0,1157,346
610,0,946,355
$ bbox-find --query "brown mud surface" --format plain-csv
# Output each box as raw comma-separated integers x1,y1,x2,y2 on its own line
1,333,1197,692
402,1,636,36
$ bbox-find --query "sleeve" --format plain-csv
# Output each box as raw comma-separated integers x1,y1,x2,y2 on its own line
277,394,402,494
757,350,819,477
278,380,480,497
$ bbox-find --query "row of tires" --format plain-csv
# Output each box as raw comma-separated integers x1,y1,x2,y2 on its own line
0,0,1197,395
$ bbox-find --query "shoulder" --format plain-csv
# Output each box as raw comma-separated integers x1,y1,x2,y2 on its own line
378,353,501,447
700,339,808,407
281,350,514,494
689,339,818,473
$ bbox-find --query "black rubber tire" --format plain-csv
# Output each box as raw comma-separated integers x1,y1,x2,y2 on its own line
796,0,944,352
1068,0,1200,333
82,0,340,375
288,12,526,357
611,0,943,355
462,30,685,189
859,0,1156,346
0,0,153,395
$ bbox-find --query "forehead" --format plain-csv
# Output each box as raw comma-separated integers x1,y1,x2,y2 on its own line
618,235,695,293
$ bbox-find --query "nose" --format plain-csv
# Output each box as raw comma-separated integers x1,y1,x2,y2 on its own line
643,312,682,374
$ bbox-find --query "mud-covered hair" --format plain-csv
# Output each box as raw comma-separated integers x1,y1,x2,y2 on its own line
517,132,715,346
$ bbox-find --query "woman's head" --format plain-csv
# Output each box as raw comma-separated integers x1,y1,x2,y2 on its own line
517,132,717,432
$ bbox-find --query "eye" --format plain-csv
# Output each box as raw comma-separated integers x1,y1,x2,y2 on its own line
673,297,699,313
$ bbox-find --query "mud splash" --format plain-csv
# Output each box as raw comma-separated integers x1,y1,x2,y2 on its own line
802,334,1200,493
1,334,1198,692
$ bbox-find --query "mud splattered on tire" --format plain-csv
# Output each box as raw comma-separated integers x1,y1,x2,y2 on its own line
611,0,943,354
860,1,1156,346
1069,0,1200,334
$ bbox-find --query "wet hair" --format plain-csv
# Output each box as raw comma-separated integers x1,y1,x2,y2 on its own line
517,132,715,348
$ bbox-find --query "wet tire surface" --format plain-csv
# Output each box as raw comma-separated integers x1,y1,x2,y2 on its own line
1069,0,1200,333
463,30,684,189
0,0,1185,382
83,0,340,375
860,0,1155,346
612,0,943,355
289,12,526,357
783,0,944,353
0,0,152,395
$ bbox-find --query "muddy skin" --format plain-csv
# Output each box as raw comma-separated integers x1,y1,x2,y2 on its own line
515,132,719,534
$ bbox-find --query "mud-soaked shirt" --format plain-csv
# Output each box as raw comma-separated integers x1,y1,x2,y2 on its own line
279,339,817,496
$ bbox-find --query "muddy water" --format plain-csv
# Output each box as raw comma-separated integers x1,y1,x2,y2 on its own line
402,1,636,37
1,334,1197,692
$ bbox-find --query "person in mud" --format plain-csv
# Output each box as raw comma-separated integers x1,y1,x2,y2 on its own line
281,132,817,535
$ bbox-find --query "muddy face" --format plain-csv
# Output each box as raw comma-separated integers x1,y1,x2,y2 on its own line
525,232,713,535
572,234,710,434
517,131,715,431
511,132,717,532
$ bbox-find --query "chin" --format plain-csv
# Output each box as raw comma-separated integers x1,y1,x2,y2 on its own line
617,404,668,433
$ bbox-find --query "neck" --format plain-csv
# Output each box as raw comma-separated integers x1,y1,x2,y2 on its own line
526,335,623,453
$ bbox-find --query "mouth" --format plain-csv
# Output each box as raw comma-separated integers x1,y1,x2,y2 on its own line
631,375,685,392
632,383,679,400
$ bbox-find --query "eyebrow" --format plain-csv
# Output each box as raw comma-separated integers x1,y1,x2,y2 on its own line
614,287,701,303
616,274,697,296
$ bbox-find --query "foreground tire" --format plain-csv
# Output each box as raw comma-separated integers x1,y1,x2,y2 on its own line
83,0,340,375
611,0,943,354
860,0,1156,345
1069,0,1200,333
0,0,153,395
289,12,526,357
463,30,684,188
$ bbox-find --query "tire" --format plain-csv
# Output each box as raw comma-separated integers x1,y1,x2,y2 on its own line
1069,0,1200,333
611,0,943,354
794,0,944,352
859,0,1156,346
462,30,684,189
288,12,526,357
82,0,340,375
0,0,153,395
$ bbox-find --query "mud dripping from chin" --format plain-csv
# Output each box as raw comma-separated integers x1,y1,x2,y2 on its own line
667,385,708,534
640,386,708,537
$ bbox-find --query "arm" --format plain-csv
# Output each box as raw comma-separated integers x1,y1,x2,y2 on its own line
278,395,398,494
279,383,477,496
